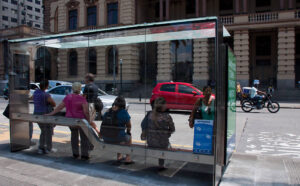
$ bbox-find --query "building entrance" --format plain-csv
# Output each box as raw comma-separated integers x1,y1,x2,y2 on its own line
250,32,277,88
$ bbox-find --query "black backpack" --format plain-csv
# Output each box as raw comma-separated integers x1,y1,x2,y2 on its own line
100,109,122,138
94,98,103,113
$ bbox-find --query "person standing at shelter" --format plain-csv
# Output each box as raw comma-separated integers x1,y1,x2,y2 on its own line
33,80,56,154
189,86,215,128
83,74,99,125
46,82,93,160
140,97,175,170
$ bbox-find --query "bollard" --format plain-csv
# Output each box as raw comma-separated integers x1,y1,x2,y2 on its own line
139,93,141,102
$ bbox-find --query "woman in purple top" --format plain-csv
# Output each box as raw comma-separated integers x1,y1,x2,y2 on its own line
33,80,56,154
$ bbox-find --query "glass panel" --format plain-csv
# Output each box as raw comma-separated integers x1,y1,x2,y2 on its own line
9,18,225,183
107,2,118,25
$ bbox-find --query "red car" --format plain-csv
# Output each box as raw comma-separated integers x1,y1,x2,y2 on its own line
150,82,205,110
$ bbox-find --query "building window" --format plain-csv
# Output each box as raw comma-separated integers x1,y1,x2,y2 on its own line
2,16,8,21
35,8,40,12
35,16,40,20
28,14,33,18
69,51,78,76
107,47,118,74
27,21,32,27
27,0,33,2
11,9,17,14
87,6,97,26
21,19,25,24
35,24,40,28
2,0,8,2
107,2,118,25
69,9,77,30
11,18,17,23
88,49,97,74
186,0,195,14
11,0,17,5
35,0,40,5
27,6,32,10
171,40,193,83
256,0,271,7
2,6,8,11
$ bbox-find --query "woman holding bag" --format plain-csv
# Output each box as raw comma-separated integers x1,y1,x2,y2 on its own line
46,82,97,160
189,86,215,128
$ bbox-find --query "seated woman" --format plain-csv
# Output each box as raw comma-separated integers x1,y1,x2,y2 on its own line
140,97,175,170
46,82,98,160
100,96,133,164
189,86,215,128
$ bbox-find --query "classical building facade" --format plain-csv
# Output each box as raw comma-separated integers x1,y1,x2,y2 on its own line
43,0,300,93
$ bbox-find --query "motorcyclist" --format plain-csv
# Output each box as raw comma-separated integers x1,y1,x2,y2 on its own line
250,81,266,108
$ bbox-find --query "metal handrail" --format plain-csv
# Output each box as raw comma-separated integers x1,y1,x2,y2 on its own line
11,113,214,165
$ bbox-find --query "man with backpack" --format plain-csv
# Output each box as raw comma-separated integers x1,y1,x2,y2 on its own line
83,73,103,123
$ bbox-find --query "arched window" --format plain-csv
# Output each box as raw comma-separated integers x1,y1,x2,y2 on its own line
107,47,118,75
35,47,51,82
69,50,78,76
88,48,97,74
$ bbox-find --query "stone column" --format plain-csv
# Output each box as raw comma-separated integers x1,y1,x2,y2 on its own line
193,39,209,87
99,0,105,26
277,27,295,89
77,48,86,78
57,49,68,80
166,0,170,20
196,0,199,17
120,0,135,25
280,0,285,10
157,41,172,82
202,0,206,16
288,0,293,9
57,0,67,32
96,46,106,80
160,0,163,21
234,30,249,87
243,0,247,13
235,0,240,14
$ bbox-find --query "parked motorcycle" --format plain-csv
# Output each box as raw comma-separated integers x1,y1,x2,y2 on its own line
241,93,280,113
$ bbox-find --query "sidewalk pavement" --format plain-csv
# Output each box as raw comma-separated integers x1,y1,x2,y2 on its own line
126,98,300,109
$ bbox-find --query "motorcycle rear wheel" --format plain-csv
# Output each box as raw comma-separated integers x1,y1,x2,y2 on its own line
242,101,253,112
267,102,280,113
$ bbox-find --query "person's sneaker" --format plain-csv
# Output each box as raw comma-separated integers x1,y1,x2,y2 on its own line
73,154,79,159
81,156,90,160
37,148,44,154
44,148,57,154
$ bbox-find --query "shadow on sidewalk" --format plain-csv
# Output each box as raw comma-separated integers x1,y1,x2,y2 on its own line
0,141,213,186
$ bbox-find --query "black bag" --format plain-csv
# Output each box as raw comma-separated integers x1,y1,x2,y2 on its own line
94,98,103,113
100,110,120,139
3,104,9,119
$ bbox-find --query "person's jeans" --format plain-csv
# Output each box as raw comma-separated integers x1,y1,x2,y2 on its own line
69,127,92,157
34,112,53,151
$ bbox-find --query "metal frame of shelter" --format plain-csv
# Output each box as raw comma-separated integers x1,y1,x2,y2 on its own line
7,17,235,185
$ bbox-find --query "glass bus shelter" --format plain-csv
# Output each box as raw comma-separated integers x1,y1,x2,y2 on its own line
7,17,236,185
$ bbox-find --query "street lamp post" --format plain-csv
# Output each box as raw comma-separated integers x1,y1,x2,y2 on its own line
120,58,123,95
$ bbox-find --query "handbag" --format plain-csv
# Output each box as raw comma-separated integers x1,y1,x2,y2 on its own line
3,104,9,119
